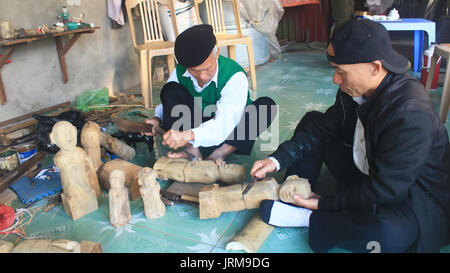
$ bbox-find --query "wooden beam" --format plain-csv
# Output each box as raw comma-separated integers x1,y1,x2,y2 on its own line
0,101,71,128
0,46,16,69
0,103,72,135
0,73,6,105
55,36,68,83
62,33,82,56
0,45,17,104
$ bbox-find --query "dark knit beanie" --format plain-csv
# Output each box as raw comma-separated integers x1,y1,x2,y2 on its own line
175,24,217,68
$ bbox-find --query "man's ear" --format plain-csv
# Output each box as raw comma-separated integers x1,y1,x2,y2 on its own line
370,60,383,76
215,47,220,59
327,43,335,56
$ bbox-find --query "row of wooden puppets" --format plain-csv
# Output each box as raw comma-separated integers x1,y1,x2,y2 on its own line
48,120,312,253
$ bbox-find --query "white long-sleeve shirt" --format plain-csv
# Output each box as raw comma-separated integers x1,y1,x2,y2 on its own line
154,60,249,148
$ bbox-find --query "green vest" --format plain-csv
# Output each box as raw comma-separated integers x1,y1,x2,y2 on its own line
176,55,253,112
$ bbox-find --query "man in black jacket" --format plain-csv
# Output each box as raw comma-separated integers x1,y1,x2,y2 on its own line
251,19,450,253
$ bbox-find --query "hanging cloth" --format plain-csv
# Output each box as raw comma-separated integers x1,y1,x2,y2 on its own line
107,0,125,26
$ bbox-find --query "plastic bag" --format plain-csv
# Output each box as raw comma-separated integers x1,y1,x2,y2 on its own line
33,110,86,153
75,87,109,112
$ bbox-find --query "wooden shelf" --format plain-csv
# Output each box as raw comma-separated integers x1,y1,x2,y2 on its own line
0,26,100,105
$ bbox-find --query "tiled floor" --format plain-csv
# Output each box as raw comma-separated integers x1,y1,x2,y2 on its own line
2,43,449,253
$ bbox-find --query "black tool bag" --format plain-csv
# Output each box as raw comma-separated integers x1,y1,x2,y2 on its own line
33,110,86,153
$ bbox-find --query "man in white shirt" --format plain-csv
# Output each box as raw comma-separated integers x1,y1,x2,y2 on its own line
144,24,276,164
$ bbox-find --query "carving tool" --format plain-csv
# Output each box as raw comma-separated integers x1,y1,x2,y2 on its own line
242,176,258,195
160,190,199,203
160,190,199,208
112,117,198,161
160,196,175,206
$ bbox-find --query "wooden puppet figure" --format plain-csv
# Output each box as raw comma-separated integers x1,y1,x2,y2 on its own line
278,175,311,204
199,177,280,219
153,156,246,184
81,121,103,172
223,176,311,253
50,121,99,220
138,167,165,219
108,170,131,227
198,175,311,219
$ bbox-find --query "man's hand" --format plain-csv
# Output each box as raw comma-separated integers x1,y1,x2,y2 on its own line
292,192,321,210
250,158,277,179
162,129,194,149
142,117,162,136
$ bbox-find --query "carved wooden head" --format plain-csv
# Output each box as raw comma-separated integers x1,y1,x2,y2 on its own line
50,121,77,151
137,167,158,187
110,170,126,189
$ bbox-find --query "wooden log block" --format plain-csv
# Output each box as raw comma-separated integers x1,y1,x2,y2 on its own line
80,241,102,253
225,214,274,253
0,240,14,253
0,127,34,146
12,239,81,253
4,239,102,253
97,158,143,200
100,131,135,160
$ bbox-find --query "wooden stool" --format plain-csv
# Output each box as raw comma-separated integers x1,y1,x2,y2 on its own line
425,43,450,123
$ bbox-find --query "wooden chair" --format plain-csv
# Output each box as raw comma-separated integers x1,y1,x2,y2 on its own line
193,0,257,95
125,0,178,109
425,43,450,123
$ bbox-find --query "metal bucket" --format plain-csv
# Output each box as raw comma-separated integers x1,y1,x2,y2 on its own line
0,149,19,171
17,144,38,164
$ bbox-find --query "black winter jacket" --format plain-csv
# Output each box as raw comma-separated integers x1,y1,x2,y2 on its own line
270,72,450,252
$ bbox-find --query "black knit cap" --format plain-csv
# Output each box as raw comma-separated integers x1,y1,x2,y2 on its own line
327,18,410,74
174,24,217,68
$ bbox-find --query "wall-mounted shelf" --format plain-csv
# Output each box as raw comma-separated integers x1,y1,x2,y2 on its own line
0,26,100,105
